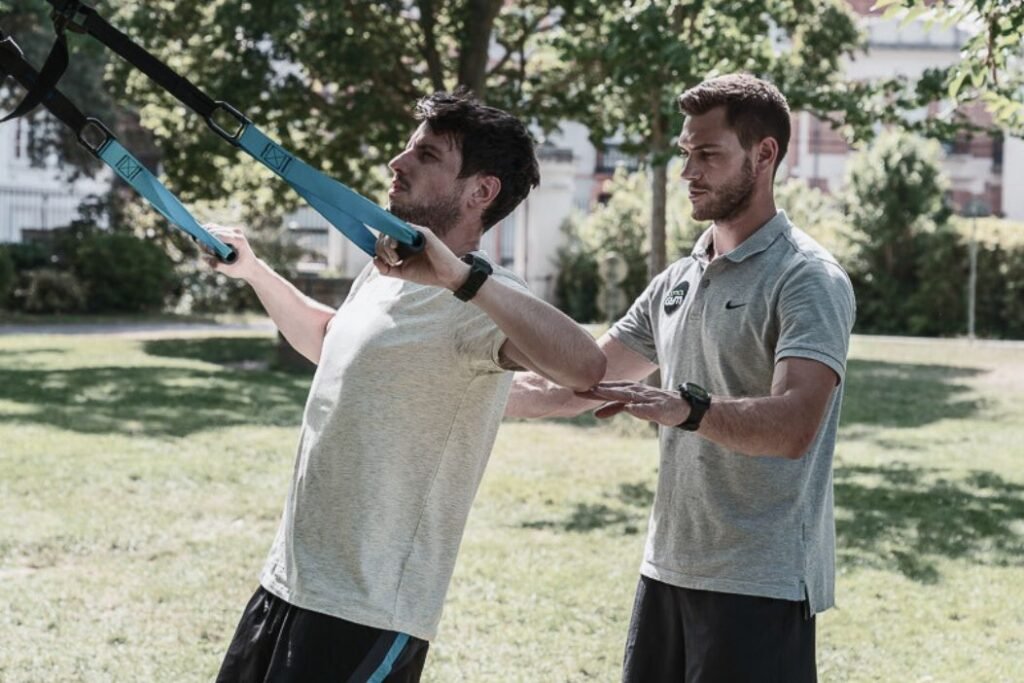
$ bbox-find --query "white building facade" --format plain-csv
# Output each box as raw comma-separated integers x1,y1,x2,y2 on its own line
0,117,110,244
787,2,1021,219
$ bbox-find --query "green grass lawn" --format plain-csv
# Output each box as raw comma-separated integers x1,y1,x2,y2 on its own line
0,332,1021,682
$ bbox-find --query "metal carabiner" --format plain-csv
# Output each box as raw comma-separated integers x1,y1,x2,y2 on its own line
50,0,89,34
77,117,114,156
205,101,251,145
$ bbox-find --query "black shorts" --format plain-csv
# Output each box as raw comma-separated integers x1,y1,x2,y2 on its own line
216,586,429,683
622,575,816,683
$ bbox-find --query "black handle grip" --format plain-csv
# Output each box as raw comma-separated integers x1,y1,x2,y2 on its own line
395,230,425,260
220,245,239,264
190,235,238,264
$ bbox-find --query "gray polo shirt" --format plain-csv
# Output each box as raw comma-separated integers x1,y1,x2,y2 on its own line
609,210,855,614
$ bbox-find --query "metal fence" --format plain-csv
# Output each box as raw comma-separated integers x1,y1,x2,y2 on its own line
0,186,84,243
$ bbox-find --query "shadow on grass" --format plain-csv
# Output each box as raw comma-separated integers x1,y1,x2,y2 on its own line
0,337,310,436
840,359,984,428
143,337,278,367
835,463,1024,583
521,482,654,535
0,347,69,365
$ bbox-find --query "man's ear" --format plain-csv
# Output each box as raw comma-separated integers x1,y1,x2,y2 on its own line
469,175,501,210
756,138,780,176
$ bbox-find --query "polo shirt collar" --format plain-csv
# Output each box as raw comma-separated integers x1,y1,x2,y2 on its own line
689,210,793,265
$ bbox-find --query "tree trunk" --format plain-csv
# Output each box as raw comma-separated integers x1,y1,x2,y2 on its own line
457,0,504,100
416,0,448,92
649,120,669,279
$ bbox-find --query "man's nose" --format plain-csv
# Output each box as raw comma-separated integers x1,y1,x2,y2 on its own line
389,149,411,173
681,158,700,182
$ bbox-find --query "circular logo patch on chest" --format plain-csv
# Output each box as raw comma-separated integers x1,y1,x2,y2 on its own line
663,281,690,315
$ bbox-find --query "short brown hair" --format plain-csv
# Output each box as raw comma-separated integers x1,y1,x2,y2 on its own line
415,92,540,230
677,74,791,171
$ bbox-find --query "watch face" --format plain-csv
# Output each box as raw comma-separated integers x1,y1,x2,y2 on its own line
685,383,710,402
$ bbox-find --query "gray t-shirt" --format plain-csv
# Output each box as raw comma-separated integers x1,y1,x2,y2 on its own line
261,254,527,641
610,211,855,614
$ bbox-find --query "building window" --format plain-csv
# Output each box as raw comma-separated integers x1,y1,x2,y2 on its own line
595,144,640,174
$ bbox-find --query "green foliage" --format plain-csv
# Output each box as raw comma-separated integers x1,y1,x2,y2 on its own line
2,240,53,272
774,178,855,263
22,268,87,313
951,217,1024,339
841,136,1024,339
552,0,869,155
1000,247,1024,339
843,130,957,335
2,241,62,312
0,246,15,307
102,0,576,211
545,0,870,274
554,164,701,322
553,223,600,324
72,233,178,313
887,0,1024,133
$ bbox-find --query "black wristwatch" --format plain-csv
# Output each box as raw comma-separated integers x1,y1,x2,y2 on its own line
677,382,711,431
453,253,493,301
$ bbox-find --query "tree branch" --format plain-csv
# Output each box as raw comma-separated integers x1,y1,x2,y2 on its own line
416,0,447,92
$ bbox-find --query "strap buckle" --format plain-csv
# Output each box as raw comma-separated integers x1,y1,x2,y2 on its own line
50,0,89,33
0,34,25,59
77,117,114,155
205,100,250,144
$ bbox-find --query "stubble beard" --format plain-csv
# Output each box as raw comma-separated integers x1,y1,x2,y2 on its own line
691,158,756,223
388,186,463,237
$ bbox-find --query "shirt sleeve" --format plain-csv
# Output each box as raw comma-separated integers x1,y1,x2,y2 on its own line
774,258,856,382
608,276,661,364
451,269,531,373
341,262,376,304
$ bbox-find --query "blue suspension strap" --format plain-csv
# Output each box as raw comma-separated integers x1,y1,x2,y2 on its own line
30,0,424,258
0,33,237,263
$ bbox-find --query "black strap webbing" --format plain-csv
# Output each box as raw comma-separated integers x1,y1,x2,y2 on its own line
44,0,218,117
1,30,69,122
0,33,87,133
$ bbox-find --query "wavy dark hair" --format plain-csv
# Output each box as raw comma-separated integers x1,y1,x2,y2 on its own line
415,91,540,230
678,74,791,173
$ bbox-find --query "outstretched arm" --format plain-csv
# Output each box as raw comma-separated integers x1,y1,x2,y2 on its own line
375,228,605,391
207,225,336,364
505,334,658,418
578,357,838,458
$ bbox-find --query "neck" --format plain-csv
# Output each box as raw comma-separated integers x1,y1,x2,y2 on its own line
437,218,484,256
710,195,777,257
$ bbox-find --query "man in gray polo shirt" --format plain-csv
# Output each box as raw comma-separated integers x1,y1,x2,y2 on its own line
508,74,855,682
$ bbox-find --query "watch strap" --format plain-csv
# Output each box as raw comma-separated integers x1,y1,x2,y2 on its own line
453,253,493,302
677,382,711,431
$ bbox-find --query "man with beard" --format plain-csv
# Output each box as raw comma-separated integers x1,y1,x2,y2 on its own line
507,74,855,682
207,92,606,682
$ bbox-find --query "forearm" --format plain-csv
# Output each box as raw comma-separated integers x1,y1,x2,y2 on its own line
471,279,605,391
505,372,605,418
244,260,336,363
699,393,818,459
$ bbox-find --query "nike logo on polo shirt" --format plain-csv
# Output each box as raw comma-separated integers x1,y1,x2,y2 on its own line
725,301,747,310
